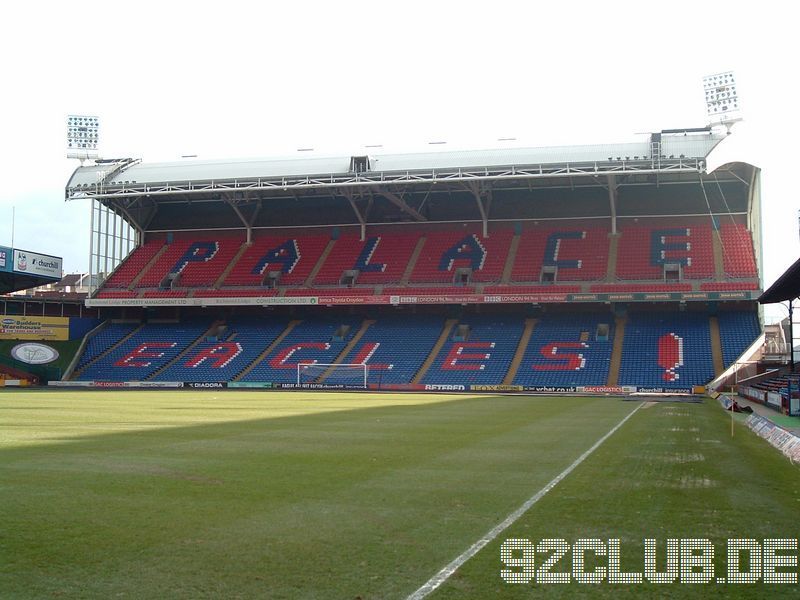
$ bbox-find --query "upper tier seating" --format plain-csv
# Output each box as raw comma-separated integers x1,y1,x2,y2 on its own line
616,225,715,280
383,286,475,296
483,284,582,295
136,237,242,288
618,311,714,389
719,223,758,278
102,241,163,288
512,313,614,387
589,283,693,293
193,289,279,297
95,219,760,301
422,315,524,386
284,287,376,297
699,281,759,292
222,234,329,287
312,232,418,285
409,228,513,283
95,290,139,298
512,227,609,282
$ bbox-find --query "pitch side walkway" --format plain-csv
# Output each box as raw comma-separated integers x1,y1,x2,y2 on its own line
730,394,800,436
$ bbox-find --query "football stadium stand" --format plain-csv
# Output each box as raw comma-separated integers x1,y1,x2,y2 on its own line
57,128,766,393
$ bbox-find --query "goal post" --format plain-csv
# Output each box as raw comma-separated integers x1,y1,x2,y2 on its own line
296,362,368,388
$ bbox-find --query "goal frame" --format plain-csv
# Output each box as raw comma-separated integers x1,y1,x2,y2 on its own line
296,362,368,388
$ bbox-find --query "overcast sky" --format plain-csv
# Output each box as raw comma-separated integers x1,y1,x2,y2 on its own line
1,1,796,321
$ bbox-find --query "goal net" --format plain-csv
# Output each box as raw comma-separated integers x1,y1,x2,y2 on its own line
296,363,368,388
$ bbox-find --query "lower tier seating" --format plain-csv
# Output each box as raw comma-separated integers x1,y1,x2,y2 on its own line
618,311,714,389
512,313,615,388
72,309,760,389
76,321,211,381
422,315,524,386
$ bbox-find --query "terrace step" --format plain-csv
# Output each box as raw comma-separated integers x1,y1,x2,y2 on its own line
413,318,458,384
129,244,168,290
606,314,627,386
503,318,537,385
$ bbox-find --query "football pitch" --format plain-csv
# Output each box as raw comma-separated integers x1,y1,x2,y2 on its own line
2,391,800,599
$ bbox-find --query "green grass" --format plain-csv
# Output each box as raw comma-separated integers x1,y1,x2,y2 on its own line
1,391,799,599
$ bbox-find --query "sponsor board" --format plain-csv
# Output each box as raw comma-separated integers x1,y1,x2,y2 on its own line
131,381,184,388
48,381,184,388
10,342,59,364
367,383,426,391
13,249,62,278
0,316,69,340
86,296,320,307
0,246,9,271
636,387,692,394
228,382,274,389
524,386,577,393
277,383,355,390
746,414,800,462
86,290,759,308
186,382,227,388
424,384,466,391
470,384,524,392
576,385,637,394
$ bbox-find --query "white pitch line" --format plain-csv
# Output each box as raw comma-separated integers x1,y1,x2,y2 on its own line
405,401,644,600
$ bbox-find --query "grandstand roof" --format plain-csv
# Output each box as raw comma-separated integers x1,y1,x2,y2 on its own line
759,257,800,304
66,129,727,199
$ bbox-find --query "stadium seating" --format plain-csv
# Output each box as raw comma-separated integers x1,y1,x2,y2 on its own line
719,223,758,278
241,316,363,384
483,284,582,295
409,228,513,283
618,311,714,389
422,315,524,385
193,289,279,297
76,320,211,381
102,240,163,288
616,224,715,280
512,227,609,282
589,283,693,293
95,290,139,298
383,286,476,296
749,374,800,405
142,290,190,298
153,317,288,382
339,315,445,384
284,287,376,297
75,322,140,372
512,313,614,387
223,233,329,287
312,232,418,285
135,238,231,288
717,310,761,366
699,281,759,292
